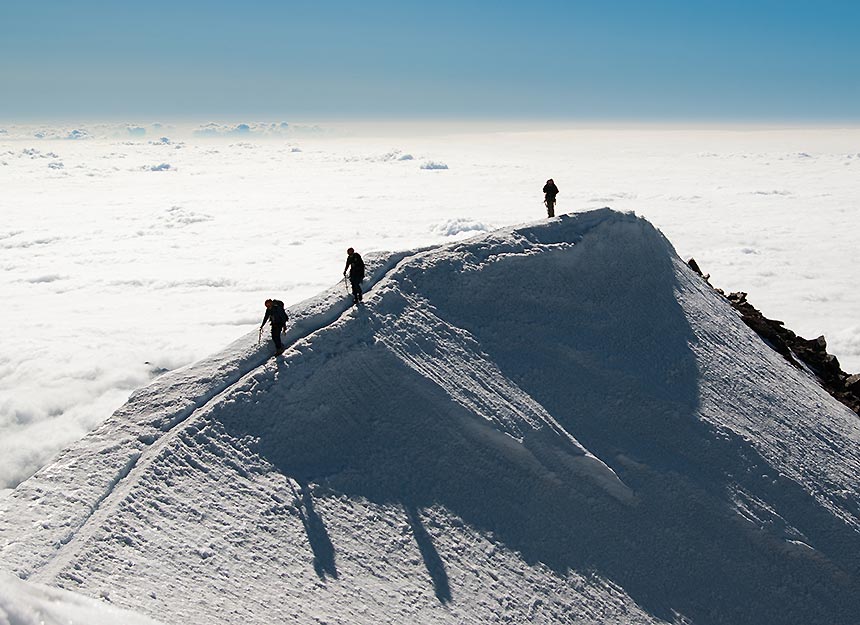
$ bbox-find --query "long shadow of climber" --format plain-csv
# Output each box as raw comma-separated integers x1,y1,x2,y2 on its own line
405,503,452,604
290,480,338,580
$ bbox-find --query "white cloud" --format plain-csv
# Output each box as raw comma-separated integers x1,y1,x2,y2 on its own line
0,121,326,141
831,326,860,373
350,149,417,163
160,205,211,226
21,148,59,159
193,122,272,137
431,218,491,237
190,121,320,137
25,274,66,284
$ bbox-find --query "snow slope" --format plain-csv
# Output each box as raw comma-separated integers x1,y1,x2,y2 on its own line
0,572,165,625
2,209,859,625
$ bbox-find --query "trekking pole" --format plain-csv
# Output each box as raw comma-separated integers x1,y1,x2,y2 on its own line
343,274,351,295
258,327,262,345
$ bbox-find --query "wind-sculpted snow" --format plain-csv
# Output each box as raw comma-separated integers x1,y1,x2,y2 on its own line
2,210,860,625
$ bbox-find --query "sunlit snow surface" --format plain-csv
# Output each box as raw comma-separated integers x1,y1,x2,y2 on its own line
0,571,164,625
1,121,858,489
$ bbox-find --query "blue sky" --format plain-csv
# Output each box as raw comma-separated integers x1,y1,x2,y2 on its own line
1,0,858,121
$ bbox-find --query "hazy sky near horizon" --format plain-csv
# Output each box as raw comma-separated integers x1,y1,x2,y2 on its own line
2,0,859,121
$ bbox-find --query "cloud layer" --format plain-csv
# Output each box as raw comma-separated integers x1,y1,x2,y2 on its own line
1,124,858,490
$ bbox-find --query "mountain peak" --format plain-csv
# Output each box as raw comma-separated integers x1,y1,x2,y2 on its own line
2,209,859,625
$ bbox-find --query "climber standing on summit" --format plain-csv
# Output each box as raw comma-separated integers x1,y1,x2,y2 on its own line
260,298,289,355
343,247,365,305
543,178,559,218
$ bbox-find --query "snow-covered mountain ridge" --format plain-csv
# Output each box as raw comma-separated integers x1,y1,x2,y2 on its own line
2,209,859,625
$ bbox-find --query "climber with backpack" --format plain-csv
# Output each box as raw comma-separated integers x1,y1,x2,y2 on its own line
343,247,365,305
543,178,559,218
260,298,289,355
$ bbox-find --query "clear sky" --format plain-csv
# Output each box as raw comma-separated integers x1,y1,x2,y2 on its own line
1,0,858,121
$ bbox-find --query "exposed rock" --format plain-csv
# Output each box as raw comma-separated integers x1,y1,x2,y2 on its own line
690,259,860,415
687,257,710,283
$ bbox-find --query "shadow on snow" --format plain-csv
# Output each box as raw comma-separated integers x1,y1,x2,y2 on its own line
215,215,860,625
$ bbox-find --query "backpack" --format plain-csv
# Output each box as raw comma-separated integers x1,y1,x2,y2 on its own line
270,299,288,326
352,253,365,280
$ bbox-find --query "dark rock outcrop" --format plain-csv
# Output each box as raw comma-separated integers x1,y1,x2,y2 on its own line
688,258,859,415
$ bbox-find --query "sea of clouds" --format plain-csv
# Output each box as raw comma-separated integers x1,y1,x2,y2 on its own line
1,122,858,491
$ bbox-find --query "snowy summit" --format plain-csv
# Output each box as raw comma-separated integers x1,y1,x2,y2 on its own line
2,209,859,625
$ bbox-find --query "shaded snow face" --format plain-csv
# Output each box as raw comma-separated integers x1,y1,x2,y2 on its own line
1,123,859,489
